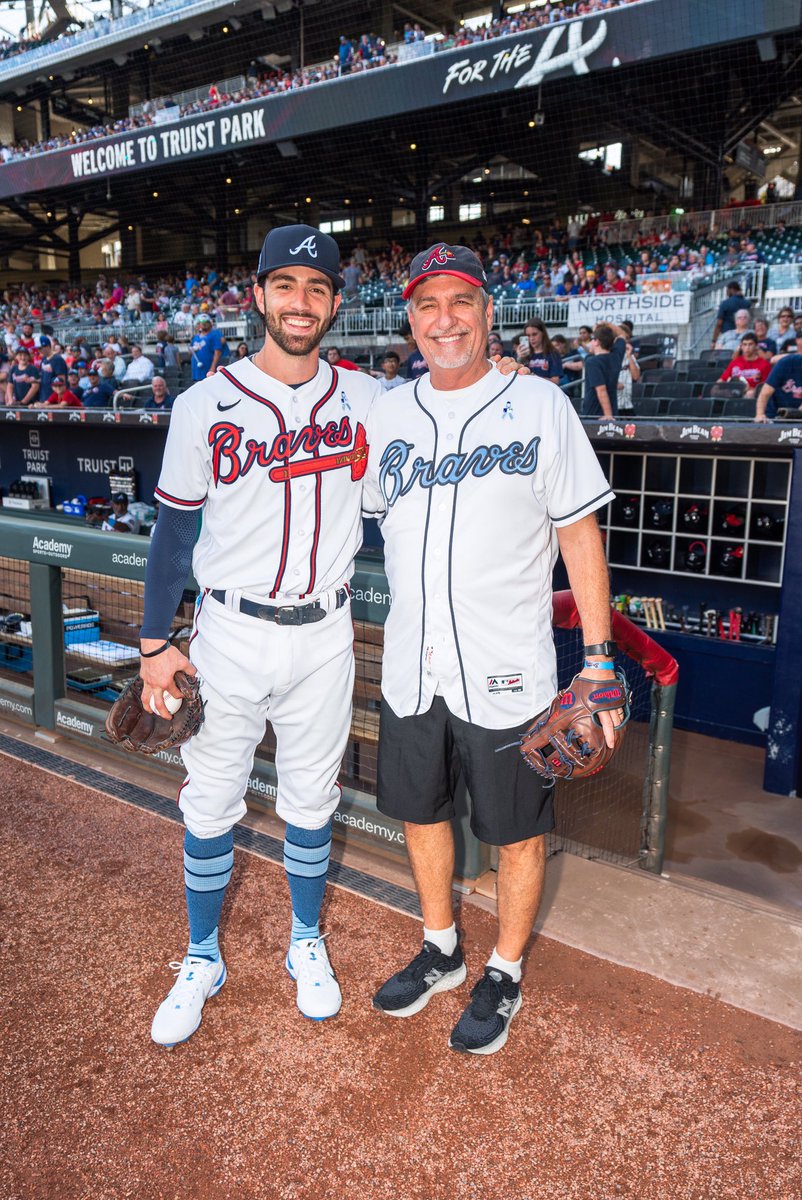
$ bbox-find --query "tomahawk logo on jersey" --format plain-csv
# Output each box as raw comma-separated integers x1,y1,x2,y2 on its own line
155,356,379,597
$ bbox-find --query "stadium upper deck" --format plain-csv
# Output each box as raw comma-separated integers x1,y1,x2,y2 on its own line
0,0,800,278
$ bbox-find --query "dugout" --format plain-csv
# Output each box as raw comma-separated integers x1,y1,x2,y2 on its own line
0,412,800,799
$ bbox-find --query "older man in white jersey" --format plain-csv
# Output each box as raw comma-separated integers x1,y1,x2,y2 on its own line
365,243,621,1055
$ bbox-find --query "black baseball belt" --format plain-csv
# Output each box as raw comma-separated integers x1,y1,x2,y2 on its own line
209,585,349,626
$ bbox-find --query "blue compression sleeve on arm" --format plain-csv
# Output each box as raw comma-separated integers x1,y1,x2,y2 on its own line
140,505,199,639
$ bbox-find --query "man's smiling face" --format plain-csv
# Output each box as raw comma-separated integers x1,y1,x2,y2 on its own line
256,267,339,357
408,276,492,375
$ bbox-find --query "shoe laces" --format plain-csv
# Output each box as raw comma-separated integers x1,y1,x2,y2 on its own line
166,956,218,1003
398,941,452,982
293,935,334,988
468,970,507,1020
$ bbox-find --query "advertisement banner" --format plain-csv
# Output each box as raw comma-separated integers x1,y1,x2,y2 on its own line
567,292,692,327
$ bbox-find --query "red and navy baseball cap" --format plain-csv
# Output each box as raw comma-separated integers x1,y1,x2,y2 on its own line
402,243,488,301
256,224,345,291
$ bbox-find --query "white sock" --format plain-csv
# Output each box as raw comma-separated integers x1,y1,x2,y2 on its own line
423,923,457,956
487,947,522,983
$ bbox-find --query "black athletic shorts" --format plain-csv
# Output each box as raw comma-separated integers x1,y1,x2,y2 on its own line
376,696,555,847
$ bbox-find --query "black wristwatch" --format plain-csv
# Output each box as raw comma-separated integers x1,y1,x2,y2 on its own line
584,641,617,657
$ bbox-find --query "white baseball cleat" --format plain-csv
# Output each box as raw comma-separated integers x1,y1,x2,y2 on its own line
286,935,342,1021
151,955,227,1047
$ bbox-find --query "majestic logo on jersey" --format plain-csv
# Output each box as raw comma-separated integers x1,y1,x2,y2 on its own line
378,436,540,507
208,416,363,485
421,245,454,271
289,235,318,258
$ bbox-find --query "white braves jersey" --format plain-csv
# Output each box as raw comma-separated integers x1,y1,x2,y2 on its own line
156,356,380,597
363,365,614,728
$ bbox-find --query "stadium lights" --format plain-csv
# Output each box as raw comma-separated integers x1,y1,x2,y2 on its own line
234,207,240,214
127,225,133,231
16,105,21,111
410,143,417,150
226,177,232,183
305,196,312,203
48,75,53,81
222,26,229,33
152,191,159,198
144,42,149,49
344,198,350,205
763,146,783,155
46,211,52,217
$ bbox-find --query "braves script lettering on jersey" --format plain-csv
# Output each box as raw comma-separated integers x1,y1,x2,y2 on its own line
364,366,614,729
156,356,378,597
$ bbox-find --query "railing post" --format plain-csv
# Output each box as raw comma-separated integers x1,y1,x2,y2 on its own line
28,562,65,730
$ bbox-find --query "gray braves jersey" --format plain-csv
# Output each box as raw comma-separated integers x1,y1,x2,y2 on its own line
363,365,614,728
156,356,380,597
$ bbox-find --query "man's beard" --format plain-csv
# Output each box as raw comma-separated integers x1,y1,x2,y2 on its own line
263,306,330,357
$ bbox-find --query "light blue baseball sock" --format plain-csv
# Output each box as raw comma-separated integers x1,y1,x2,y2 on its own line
184,828,234,962
283,819,332,943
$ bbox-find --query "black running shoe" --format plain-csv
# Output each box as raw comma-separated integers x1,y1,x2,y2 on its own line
448,967,522,1055
373,939,467,1017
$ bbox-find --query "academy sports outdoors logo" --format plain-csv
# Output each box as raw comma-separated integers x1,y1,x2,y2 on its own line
290,235,317,258
421,245,455,271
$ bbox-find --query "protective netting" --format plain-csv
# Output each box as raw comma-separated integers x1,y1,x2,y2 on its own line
59,569,193,702
0,555,33,684
0,0,798,328
550,625,653,866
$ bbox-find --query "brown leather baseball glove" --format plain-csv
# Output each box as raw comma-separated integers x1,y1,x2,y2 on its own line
105,671,204,755
518,669,631,782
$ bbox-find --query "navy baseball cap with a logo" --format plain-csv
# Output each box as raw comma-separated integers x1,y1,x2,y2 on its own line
403,243,488,300
256,224,345,290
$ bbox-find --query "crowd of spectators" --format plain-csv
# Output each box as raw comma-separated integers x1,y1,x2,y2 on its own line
0,0,643,164
0,213,793,352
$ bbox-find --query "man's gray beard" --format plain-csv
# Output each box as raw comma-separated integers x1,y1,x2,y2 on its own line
264,308,327,357
426,345,473,371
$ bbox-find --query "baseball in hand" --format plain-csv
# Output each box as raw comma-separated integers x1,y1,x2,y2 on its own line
150,692,183,715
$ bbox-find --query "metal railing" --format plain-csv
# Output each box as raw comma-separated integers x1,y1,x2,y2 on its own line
130,75,247,120
599,201,802,244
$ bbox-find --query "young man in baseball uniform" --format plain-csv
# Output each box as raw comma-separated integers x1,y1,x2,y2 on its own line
364,243,621,1055
141,225,382,1043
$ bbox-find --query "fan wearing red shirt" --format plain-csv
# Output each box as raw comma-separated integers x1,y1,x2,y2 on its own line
718,333,772,398
325,345,360,372
36,375,84,408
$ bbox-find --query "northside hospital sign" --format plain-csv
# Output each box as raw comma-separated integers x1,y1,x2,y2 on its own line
0,0,799,199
